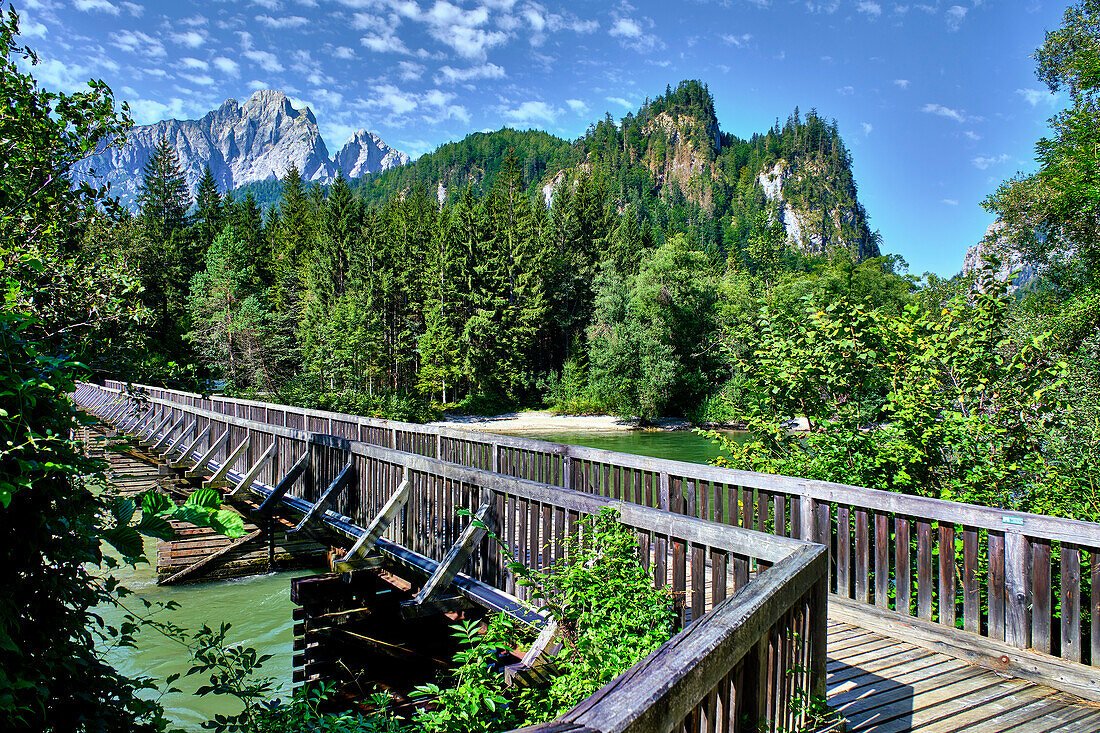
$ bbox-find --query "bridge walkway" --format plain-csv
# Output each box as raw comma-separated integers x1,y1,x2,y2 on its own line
827,621,1100,732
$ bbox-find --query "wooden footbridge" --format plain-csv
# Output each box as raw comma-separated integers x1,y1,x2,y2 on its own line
74,381,1100,732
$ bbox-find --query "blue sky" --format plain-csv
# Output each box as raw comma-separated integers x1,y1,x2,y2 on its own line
15,0,1070,275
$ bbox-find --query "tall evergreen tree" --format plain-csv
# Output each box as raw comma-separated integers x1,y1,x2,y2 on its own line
137,136,192,243
192,165,223,251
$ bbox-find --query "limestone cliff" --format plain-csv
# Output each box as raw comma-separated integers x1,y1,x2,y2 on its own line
73,90,408,209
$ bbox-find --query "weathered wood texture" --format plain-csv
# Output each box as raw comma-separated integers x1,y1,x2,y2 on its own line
826,619,1100,732
77,382,831,732
90,379,1100,676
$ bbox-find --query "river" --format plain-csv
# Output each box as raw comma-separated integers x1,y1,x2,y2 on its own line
102,428,737,729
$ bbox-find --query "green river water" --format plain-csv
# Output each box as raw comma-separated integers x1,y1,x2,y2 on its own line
104,428,736,729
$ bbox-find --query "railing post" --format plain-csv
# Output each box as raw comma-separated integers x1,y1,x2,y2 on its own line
1005,531,1032,649
491,442,499,473
659,472,670,512
809,571,828,701
562,453,571,490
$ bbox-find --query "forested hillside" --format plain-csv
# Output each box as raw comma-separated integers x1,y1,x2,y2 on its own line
97,82,893,424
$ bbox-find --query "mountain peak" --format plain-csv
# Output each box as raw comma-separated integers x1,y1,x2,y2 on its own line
71,90,408,209
333,129,410,178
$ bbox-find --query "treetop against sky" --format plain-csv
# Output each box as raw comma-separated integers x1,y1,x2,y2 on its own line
19,0,1069,275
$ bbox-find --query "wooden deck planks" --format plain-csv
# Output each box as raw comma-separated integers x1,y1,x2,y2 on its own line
827,621,1099,732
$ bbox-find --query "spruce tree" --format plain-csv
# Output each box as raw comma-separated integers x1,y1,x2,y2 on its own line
137,136,191,243
192,165,223,251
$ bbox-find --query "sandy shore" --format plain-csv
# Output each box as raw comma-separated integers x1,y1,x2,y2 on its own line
428,410,694,434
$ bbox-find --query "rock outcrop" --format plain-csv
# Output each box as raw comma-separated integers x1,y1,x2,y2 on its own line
333,129,410,179
758,158,878,260
961,222,1041,291
73,90,408,209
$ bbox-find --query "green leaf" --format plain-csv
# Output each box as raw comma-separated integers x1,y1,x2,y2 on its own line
111,497,136,526
135,513,175,541
103,526,144,560
209,509,246,538
140,490,173,516
186,487,221,510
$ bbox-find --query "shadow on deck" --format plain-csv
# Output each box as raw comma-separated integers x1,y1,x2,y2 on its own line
827,621,1100,732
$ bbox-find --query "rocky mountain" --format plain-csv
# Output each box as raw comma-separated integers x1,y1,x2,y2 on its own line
72,90,408,209
962,221,1041,290
333,129,410,178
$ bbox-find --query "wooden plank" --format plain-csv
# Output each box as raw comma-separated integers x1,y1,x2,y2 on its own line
158,529,263,585
1062,544,1082,663
917,520,933,621
334,473,410,571
989,530,1006,641
1005,532,1031,649
412,497,494,606
837,506,851,598
229,440,276,497
938,523,956,628
257,449,310,513
1033,538,1052,654
290,456,355,533
895,516,911,616
203,435,251,489
1093,550,1100,669
829,595,1100,703
963,526,980,634
875,512,889,609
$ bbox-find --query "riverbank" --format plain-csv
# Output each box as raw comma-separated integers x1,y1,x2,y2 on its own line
429,410,698,433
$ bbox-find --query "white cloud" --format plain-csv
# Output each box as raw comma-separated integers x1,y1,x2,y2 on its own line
244,49,284,72
720,33,752,48
610,17,641,38
964,130,981,140
213,57,240,76
180,73,215,86
861,122,873,135
435,62,505,83
609,12,661,52
566,98,588,114
20,17,46,36
332,46,356,60
22,57,90,93
255,15,309,28
120,1,143,16
370,83,418,115
893,79,910,89
423,88,470,122
972,153,1009,170
110,29,165,57
1016,87,1057,107
127,97,196,125
946,5,967,31
857,1,882,16
398,60,425,80
505,100,560,126
837,85,855,95
941,199,958,206
180,57,209,70
805,1,840,12
922,102,966,123
170,30,206,48
247,79,270,90
180,14,207,27
74,0,119,14
361,31,411,54
606,96,632,109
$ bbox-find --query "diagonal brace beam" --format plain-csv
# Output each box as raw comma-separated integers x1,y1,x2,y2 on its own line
289,456,355,534
204,435,251,490
257,449,311,513
152,416,186,452
186,427,231,477
229,440,276,497
170,424,211,467
335,470,410,572
411,494,495,607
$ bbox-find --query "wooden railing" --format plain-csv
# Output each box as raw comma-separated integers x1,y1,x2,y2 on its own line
97,381,1100,701
80,382,830,731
